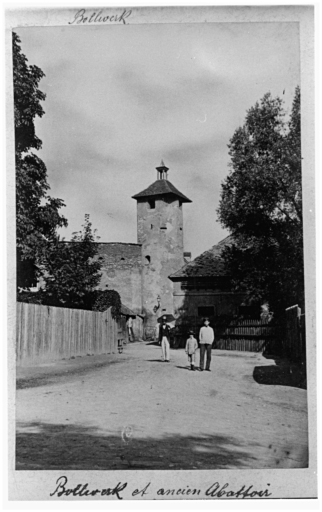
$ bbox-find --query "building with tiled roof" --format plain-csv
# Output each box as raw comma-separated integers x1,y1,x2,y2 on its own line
130,161,192,333
29,159,248,341
93,161,193,337
169,235,245,328
91,166,246,337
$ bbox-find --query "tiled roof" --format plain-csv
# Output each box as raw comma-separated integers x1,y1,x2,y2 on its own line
121,304,136,316
169,235,234,279
121,303,145,318
132,179,192,203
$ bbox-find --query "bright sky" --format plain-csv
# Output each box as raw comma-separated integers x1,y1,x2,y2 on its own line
16,22,300,258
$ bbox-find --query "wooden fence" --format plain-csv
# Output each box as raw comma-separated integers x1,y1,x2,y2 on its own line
174,316,277,352
283,305,306,362
16,302,124,366
214,318,277,352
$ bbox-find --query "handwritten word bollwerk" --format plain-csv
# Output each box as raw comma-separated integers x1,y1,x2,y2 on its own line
50,476,127,500
69,9,132,25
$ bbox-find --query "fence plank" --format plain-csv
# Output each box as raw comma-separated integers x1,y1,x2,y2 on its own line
49,305,54,360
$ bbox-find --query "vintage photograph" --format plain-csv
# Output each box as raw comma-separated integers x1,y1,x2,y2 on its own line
7,5,316,500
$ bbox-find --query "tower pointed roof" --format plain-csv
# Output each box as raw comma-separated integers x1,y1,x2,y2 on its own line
132,162,192,203
132,180,192,202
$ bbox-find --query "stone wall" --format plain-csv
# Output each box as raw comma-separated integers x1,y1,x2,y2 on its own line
97,243,143,314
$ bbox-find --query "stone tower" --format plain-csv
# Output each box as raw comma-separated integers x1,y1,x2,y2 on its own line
132,161,192,328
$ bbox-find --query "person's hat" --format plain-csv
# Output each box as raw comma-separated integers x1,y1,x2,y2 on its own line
189,329,194,334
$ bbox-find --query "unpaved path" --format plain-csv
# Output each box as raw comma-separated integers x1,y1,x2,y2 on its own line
16,342,308,470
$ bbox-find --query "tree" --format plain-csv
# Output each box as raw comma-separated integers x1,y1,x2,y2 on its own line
13,32,67,288
39,215,103,308
217,88,304,315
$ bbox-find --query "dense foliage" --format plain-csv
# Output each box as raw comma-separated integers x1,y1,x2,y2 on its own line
13,32,68,288
92,289,122,319
217,88,304,315
38,215,103,307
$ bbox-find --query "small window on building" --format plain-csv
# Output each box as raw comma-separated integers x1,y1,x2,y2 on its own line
179,227,182,231
151,224,153,229
179,200,182,207
145,255,151,265
148,199,155,209
198,306,215,318
120,257,125,261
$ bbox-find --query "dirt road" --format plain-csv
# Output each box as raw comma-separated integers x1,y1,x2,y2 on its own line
16,342,308,470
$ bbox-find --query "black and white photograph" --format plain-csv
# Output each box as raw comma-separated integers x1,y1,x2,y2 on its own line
6,4,316,501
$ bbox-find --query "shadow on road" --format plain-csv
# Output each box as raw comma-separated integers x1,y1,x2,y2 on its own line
253,355,306,390
17,359,124,391
145,341,182,350
145,359,167,363
16,420,254,470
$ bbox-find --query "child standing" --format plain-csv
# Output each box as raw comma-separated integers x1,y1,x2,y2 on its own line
185,330,198,371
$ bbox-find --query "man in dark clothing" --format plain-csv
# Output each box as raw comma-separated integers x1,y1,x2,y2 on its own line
158,316,171,362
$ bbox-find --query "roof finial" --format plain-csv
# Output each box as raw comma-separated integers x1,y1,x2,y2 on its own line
156,160,169,180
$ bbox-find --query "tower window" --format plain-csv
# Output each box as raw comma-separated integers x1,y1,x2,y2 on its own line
151,224,153,229
180,227,182,231
148,199,155,209
145,255,151,265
